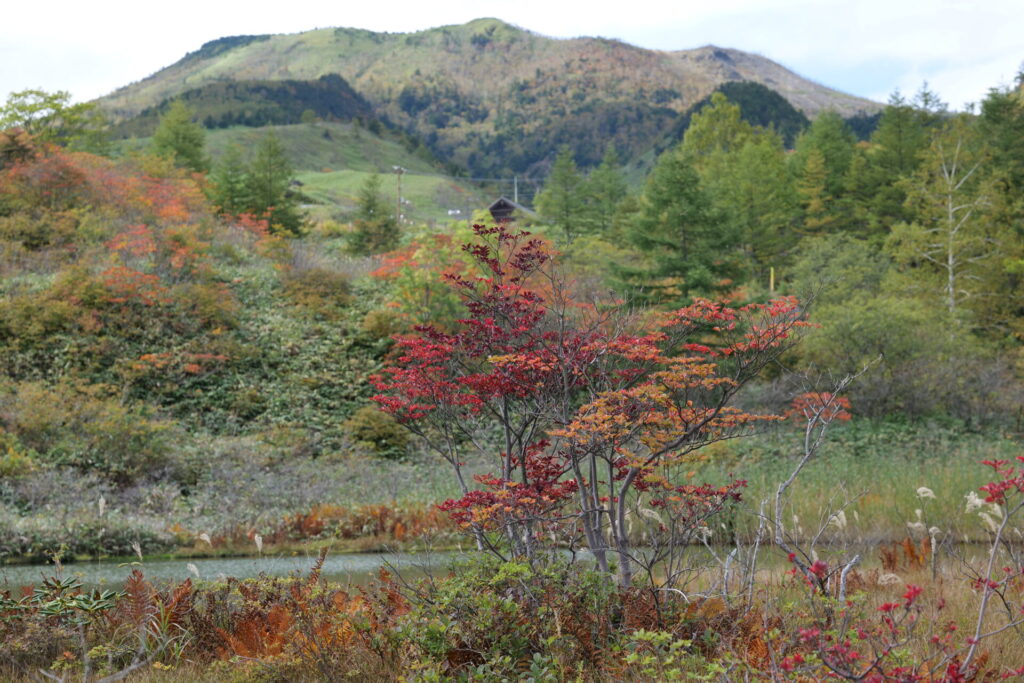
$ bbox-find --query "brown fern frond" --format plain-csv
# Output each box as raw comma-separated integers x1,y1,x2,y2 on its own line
880,543,899,571
162,578,193,627
116,568,156,628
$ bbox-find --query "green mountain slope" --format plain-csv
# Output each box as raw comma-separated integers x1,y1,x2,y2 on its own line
670,81,812,149
113,74,374,138
99,18,881,178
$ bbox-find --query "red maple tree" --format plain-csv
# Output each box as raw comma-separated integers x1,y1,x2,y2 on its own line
373,225,809,585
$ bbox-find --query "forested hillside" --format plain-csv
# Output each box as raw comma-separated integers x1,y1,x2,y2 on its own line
97,18,879,176
113,74,375,137
566,84,1023,422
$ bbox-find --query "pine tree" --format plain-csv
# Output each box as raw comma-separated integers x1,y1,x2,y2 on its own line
580,146,627,234
536,147,585,241
245,132,304,236
623,147,736,304
151,101,207,173
208,145,249,216
347,173,399,255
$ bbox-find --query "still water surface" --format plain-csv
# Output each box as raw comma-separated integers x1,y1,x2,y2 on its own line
0,551,459,588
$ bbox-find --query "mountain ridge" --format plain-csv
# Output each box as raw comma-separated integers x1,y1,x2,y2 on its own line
98,18,881,176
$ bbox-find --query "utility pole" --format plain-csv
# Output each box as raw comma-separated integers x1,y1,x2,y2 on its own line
392,166,405,225
513,175,518,204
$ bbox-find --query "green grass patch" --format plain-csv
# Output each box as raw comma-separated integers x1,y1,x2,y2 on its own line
297,168,486,223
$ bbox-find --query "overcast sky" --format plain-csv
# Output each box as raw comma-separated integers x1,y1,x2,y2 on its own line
2,0,1020,111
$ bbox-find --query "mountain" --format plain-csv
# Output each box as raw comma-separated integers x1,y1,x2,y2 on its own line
99,18,881,177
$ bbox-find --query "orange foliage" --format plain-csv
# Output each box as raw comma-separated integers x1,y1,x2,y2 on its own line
108,224,157,258
101,266,170,306
129,350,229,377
786,392,853,423
0,148,209,225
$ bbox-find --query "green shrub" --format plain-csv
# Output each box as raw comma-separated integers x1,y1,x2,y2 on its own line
342,405,408,458
399,556,623,679
360,308,403,341
0,381,175,485
0,510,176,562
798,294,1018,423
0,210,79,250
0,429,37,478
280,266,352,318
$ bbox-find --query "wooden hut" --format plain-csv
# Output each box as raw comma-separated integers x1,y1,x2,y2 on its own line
487,197,535,223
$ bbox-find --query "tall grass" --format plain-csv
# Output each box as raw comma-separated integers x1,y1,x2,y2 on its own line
691,419,1021,544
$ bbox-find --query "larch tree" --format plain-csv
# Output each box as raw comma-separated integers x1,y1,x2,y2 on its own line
796,147,836,236
791,111,857,198
698,130,797,280
580,146,627,234
681,92,755,167
888,115,998,316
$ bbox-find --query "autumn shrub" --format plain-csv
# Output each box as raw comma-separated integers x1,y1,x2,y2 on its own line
174,281,240,328
0,147,209,227
369,228,475,329
0,570,194,678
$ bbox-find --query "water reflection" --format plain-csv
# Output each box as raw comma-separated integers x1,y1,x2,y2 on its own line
0,551,459,588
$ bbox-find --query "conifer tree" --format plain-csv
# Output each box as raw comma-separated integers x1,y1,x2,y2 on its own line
682,92,755,167
796,147,835,235
536,147,585,241
791,111,856,197
208,145,249,216
623,147,735,303
245,132,304,235
347,173,399,255
151,101,207,173
580,146,627,234
702,132,797,277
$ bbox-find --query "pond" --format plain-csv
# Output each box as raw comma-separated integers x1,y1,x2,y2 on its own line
0,550,461,589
